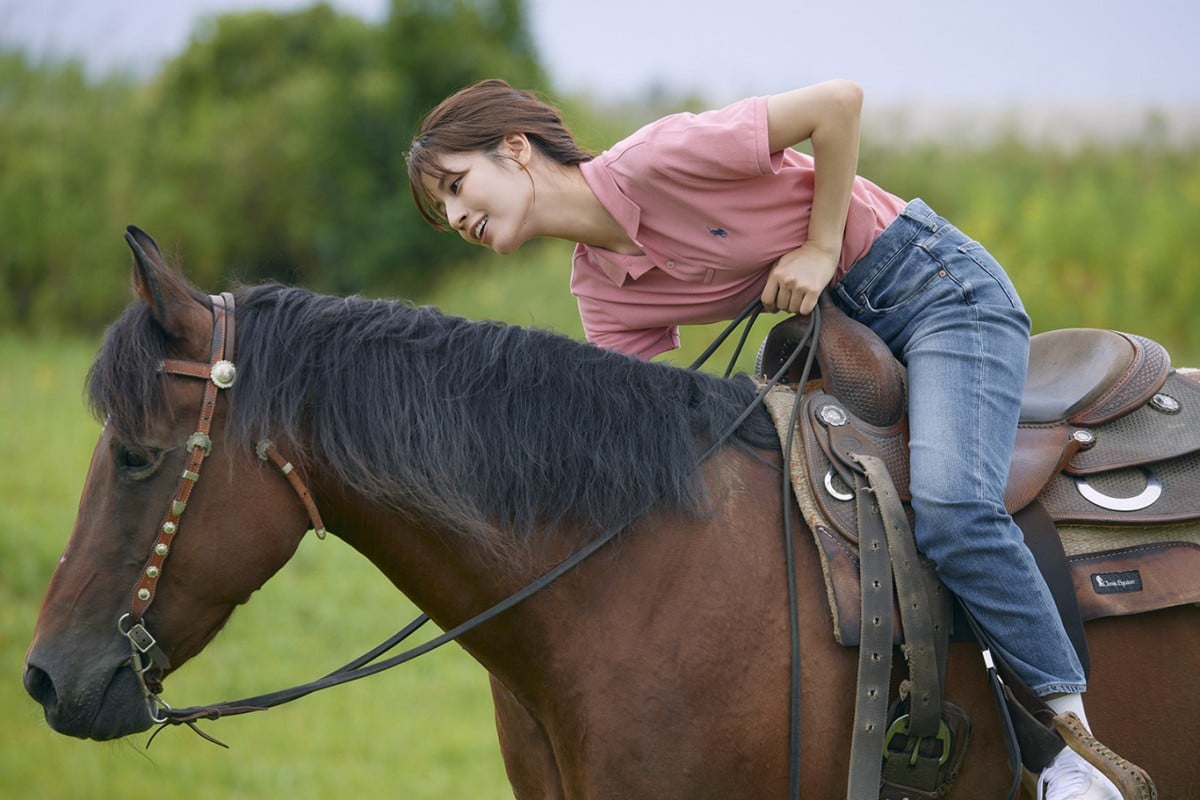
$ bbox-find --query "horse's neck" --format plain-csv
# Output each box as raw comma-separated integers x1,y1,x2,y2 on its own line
317,490,564,687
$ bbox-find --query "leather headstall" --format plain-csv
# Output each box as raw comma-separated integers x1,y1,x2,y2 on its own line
117,292,325,719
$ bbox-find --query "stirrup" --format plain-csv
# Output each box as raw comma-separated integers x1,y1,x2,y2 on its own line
879,701,971,800
1051,713,1157,800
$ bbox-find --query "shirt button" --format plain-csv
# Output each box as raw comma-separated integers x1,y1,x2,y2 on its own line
666,260,676,269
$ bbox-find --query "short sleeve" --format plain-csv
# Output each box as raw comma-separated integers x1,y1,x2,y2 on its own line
641,96,780,182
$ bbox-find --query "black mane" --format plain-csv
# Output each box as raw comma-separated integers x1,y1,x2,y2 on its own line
89,285,779,549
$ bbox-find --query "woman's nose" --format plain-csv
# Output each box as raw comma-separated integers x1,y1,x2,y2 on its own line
445,197,469,231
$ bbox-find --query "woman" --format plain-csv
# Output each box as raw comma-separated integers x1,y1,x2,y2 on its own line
407,78,1149,800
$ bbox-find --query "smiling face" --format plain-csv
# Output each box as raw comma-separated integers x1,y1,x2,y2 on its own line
419,137,537,255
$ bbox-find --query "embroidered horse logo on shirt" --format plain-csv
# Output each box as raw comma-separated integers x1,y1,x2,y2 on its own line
707,226,728,238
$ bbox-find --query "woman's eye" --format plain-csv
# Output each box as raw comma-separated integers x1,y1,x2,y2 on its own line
449,177,461,194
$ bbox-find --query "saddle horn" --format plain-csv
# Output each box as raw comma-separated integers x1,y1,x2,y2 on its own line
758,295,906,427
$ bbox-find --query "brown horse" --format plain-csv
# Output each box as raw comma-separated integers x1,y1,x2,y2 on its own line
23,228,1200,798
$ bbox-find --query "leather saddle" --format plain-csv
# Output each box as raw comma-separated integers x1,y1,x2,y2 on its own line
758,302,1200,645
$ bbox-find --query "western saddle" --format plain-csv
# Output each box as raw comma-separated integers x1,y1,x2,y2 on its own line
757,301,1195,799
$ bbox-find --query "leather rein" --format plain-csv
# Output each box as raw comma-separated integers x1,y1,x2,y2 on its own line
128,290,817,790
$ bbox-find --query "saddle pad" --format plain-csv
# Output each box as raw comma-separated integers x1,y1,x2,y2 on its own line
1066,371,1200,474
1060,522,1200,620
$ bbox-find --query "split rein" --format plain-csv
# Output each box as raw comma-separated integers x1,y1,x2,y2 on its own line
135,294,820,773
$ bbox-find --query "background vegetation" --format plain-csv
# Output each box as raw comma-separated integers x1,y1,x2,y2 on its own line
1,0,1197,797
1,0,1197,353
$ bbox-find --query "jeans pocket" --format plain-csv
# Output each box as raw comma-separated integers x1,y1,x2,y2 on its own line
855,250,951,316
955,241,1023,310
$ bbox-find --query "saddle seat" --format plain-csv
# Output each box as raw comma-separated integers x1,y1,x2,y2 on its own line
1022,327,1170,426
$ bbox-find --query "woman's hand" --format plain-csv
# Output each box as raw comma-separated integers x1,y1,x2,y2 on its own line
761,242,839,315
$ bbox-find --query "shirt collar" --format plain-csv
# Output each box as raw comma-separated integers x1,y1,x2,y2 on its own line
578,159,655,285
581,158,642,235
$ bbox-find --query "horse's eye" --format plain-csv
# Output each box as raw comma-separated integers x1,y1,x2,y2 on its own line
115,444,162,477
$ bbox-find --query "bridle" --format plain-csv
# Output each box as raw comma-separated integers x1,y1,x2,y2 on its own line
123,290,817,798
118,292,326,724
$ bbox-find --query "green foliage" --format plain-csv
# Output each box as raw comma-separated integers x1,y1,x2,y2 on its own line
0,0,1196,367
137,0,546,297
0,53,138,330
0,0,548,331
857,133,1200,360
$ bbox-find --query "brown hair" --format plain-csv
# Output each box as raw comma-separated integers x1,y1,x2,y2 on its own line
406,79,593,228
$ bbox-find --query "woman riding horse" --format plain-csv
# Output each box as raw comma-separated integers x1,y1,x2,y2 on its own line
407,78,1153,800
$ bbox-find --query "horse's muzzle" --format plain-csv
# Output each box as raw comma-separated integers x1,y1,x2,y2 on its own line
23,658,154,740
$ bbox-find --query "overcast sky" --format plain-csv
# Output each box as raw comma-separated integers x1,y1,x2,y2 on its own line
1,0,1197,109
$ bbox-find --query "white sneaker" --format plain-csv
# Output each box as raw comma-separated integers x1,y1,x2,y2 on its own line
1038,747,1122,800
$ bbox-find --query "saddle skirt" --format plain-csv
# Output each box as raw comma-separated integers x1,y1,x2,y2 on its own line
760,317,1200,646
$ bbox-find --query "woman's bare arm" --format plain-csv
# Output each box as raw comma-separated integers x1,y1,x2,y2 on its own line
761,80,863,314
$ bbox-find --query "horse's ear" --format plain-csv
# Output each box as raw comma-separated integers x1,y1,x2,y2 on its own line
125,226,206,341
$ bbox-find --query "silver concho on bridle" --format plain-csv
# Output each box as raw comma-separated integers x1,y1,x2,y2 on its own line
210,360,237,389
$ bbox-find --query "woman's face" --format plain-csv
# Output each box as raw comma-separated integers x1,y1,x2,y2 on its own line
419,146,535,255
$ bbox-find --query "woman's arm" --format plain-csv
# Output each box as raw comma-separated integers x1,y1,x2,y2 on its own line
761,80,863,315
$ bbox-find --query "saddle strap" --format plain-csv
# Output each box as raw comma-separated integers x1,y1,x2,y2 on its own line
844,449,955,797
820,407,950,738
853,452,945,738
846,465,895,800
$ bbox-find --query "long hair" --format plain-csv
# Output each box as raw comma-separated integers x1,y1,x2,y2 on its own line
89,285,778,555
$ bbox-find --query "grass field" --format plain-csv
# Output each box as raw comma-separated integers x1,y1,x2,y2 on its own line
3,238,1196,799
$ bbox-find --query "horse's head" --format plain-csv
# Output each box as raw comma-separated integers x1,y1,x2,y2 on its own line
23,228,313,740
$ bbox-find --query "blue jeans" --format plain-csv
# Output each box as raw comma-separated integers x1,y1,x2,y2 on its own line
831,198,1086,696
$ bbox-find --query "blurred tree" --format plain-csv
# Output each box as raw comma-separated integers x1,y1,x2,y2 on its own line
141,0,546,297
0,1,550,331
0,52,137,329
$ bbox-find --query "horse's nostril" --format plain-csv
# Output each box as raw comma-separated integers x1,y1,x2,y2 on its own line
23,664,58,709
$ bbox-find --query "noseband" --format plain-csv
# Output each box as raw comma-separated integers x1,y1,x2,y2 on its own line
118,292,326,723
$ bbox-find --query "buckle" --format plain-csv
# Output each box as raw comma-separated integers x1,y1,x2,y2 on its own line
884,714,952,767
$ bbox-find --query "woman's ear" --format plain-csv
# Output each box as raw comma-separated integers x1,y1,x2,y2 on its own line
501,132,533,166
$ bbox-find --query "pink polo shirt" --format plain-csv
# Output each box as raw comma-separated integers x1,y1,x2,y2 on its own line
570,95,906,360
